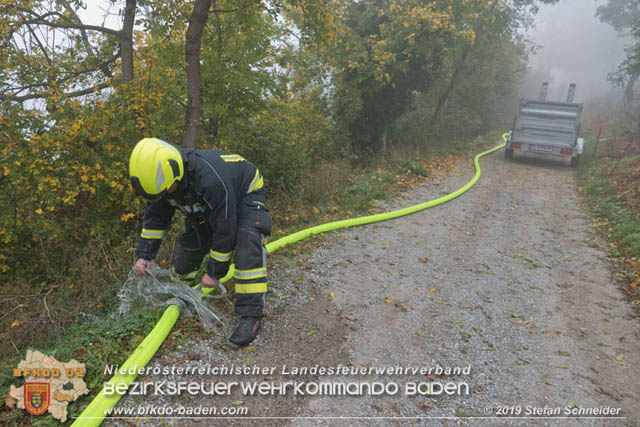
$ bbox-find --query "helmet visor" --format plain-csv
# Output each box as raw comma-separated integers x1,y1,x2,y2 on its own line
130,177,166,202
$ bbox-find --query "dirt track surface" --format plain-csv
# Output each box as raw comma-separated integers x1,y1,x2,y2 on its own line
110,147,640,426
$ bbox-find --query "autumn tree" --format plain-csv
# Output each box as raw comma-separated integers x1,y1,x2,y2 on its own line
325,0,558,153
328,0,450,152
597,0,640,110
0,0,137,103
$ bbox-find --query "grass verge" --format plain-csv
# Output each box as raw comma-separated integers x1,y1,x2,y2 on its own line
578,137,640,306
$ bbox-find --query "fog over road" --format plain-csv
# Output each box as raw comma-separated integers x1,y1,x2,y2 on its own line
523,0,628,105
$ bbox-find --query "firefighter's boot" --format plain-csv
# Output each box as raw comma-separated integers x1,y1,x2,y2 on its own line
228,316,261,348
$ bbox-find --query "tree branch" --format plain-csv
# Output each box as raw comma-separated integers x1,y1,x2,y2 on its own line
24,23,53,66
17,8,120,37
55,0,113,79
25,19,120,37
1,81,111,102
1,51,120,100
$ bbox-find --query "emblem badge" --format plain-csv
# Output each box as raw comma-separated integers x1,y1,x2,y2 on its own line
24,382,50,416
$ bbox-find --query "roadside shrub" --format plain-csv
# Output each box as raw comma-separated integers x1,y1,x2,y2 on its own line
224,95,337,195
0,78,176,282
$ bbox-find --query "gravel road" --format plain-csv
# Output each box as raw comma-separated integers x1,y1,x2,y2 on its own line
109,146,640,426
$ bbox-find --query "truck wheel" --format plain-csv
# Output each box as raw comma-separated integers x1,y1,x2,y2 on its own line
505,148,513,159
570,155,580,168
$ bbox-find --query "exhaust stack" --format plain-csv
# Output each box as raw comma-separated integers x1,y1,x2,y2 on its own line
566,83,576,103
538,82,549,101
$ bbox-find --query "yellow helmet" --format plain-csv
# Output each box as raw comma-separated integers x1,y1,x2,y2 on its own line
129,138,184,202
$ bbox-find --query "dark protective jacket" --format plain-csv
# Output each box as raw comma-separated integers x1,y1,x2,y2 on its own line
135,147,266,279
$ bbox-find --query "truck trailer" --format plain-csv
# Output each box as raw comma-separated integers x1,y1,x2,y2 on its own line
505,82,584,167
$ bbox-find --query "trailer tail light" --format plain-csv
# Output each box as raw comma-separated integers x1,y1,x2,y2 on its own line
560,148,572,155
511,142,521,149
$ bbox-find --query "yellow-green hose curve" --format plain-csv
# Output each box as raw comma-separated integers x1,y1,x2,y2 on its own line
72,135,507,426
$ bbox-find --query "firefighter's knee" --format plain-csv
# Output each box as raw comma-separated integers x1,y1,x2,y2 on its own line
173,247,205,275
234,228,265,265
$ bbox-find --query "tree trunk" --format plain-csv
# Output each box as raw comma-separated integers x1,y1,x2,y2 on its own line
379,125,387,153
183,0,212,147
121,0,137,82
431,45,470,126
431,0,498,127
624,71,639,111
210,0,225,139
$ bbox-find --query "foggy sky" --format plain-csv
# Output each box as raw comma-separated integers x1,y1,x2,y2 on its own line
523,0,629,106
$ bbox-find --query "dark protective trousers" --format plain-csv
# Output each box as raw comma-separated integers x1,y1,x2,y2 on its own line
172,190,271,317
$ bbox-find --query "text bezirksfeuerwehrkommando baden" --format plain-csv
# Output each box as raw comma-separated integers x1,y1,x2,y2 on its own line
104,379,470,397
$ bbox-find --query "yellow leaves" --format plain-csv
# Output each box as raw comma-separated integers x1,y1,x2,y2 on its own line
1,166,8,176
429,287,438,292
458,29,477,45
329,291,336,298
62,193,77,205
35,208,43,215
384,297,392,303
91,173,105,182
120,212,135,222
11,320,19,327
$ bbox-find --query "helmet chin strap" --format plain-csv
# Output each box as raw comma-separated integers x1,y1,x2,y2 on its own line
167,175,188,200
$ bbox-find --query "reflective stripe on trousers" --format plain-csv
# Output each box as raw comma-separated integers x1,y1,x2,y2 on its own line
232,229,267,317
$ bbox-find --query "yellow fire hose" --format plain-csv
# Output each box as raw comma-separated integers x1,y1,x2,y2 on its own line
71,135,507,426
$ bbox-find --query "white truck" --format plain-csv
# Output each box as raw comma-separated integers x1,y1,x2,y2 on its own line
505,82,584,167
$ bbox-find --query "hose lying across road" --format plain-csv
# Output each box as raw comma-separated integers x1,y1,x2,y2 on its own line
71,135,508,426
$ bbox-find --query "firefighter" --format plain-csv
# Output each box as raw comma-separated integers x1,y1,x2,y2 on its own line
128,138,271,347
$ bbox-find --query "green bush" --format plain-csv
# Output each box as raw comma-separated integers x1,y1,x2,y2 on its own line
224,95,337,195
